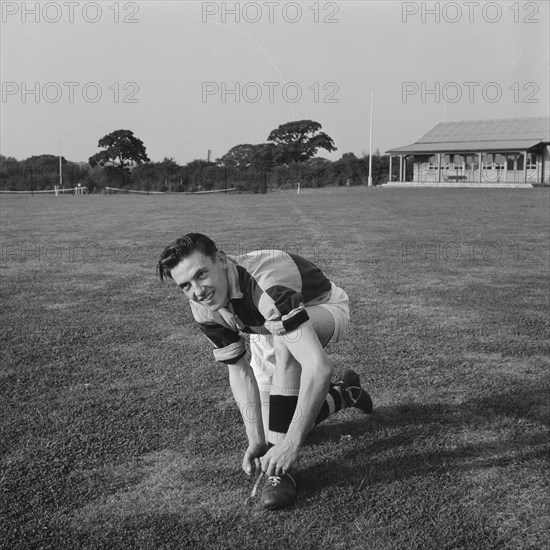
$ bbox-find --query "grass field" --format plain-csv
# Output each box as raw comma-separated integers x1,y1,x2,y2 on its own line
1,187,549,550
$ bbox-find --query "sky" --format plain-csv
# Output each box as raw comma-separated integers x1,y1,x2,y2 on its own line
1,0,549,165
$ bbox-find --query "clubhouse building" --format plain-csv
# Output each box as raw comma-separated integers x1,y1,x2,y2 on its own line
385,117,550,186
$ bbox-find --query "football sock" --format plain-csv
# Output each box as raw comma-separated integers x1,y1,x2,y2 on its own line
267,383,348,445
267,386,299,445
315,383,347,424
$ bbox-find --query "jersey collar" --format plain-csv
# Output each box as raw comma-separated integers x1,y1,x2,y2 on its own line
226,257,243,300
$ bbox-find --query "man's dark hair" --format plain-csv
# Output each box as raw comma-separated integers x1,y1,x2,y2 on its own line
157,233,219,282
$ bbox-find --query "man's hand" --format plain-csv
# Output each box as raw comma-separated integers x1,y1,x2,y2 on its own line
242,441,268,476
260,438,300,477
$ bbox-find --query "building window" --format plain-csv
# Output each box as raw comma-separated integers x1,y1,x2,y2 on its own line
465,154,478,171
517,155,524,170
506,154,519,171
505,153,536,171
482,153,494,169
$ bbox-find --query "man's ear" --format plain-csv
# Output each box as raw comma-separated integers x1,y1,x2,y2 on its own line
217,250,227,267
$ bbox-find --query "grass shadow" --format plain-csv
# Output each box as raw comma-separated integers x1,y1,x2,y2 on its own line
298,385,549,500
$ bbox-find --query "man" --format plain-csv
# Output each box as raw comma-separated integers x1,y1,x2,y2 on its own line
157,233,373,510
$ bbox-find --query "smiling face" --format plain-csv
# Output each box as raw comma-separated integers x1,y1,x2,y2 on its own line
170,250,230,311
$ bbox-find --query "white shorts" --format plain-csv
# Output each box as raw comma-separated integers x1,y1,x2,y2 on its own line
248,282,350,392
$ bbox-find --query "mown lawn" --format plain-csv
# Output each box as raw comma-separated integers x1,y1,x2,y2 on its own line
1,187,549,549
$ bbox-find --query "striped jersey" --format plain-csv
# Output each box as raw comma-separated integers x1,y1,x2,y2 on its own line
190,250,332,364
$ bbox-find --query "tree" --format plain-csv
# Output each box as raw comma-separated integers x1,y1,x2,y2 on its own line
0,154,91,191
131,157,183,192
333,152,364,185
25,155,66,190
156,157,181,190
267,120,337,164
218,144,256,168
183,159,217,191
89,129,150,185
0,155,20,190
248,143,277,167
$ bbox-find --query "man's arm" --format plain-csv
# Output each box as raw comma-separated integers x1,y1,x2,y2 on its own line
227,356,267,474
260,319,332,476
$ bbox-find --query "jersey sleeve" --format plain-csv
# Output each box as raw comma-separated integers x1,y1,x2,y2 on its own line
190,301,246,364
259,286,309,336
196,321,246,364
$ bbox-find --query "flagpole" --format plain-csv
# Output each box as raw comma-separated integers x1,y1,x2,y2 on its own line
59,141,63,190
368,89,374,187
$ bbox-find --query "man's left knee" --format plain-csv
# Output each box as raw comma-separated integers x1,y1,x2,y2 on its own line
272,335,300,370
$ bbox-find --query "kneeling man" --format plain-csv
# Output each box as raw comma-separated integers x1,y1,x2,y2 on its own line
157,233,372,510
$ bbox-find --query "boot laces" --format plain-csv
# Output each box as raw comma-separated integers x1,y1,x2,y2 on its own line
267,475,282,486
339,382,362,406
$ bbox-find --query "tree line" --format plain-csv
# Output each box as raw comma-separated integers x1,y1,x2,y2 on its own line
0,121,395,193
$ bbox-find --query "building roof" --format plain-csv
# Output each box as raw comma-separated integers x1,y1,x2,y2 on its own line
387,117,550,155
